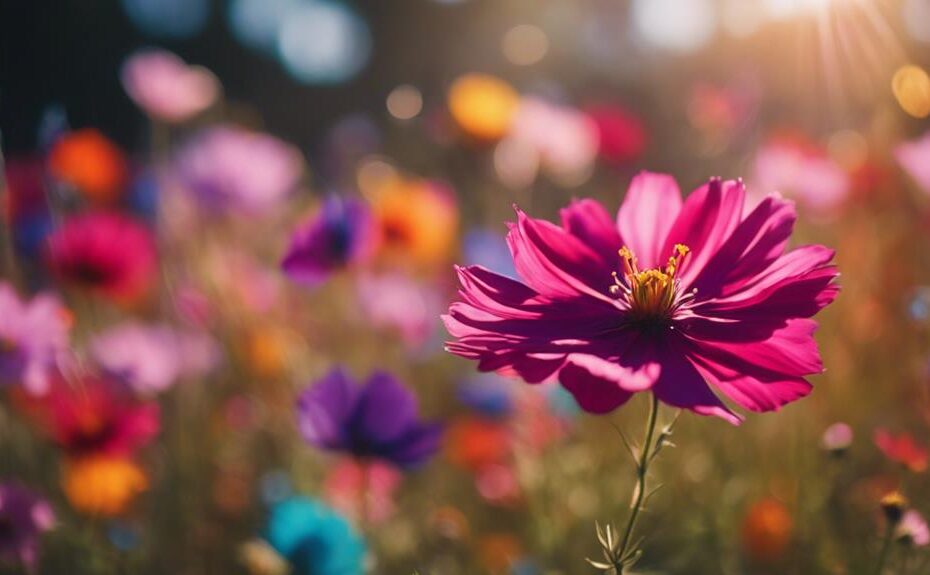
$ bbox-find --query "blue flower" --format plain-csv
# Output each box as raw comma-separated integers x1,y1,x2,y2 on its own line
266,497,366,575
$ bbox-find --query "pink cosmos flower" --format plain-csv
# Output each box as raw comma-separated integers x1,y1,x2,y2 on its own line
121,49,220,123
751,136,850,217
895,130,930,195
444,172,839,423
0,282,70,395
44,211,158,304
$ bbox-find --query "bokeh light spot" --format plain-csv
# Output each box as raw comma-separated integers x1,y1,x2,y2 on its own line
631,0,716,53
386,85,424,120
277,0,372,85
501,25,549,66
121,0,210,39
892,65,930,119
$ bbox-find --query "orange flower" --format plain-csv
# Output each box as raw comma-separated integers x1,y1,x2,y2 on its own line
371,178,457,266
741,498,793,563
448,74,519,142
476,533,522,572
445,416,511,472
48,129,128,203
61,456,148,517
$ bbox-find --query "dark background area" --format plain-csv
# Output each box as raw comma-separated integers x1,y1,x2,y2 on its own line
0,0,505,155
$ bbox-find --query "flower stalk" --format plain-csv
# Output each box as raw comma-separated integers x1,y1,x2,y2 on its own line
589,394,678,574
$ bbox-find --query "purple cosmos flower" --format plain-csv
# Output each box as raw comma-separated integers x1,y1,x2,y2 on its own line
296,369,441,468
444,171,839,423
0,483,55,569
174,126,303,214
90,322,221,394
281,196,376,286
0,282,70,395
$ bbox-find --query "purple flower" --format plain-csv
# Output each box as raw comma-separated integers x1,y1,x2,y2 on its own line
281,196,375,286
0,282,70,395
296,369,441,468
90,322,221,394
174,126,303,213
444,171,839,423
0,483,55,568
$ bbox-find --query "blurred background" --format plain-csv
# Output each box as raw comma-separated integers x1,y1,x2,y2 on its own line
0,1,929,574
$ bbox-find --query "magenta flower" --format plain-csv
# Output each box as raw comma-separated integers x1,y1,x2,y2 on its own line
444,172,839,423
281,196,376,286
121,49,220,123
175,126,303,214
296,368,441,468
44,211,158,304
0,282,70,395
0,483,55,569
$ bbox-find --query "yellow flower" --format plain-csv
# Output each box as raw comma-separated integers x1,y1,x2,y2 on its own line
448,74,519,142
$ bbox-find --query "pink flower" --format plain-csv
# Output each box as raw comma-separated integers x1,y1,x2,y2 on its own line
174,126,303,214
874,429,928,472
0,282,70,395
357,274,442,350
895,130,930,195
44,211,158,304
323,458,402,525
508,98,599,182
585,104,648,165
752,136,850,217
121,49,220,123
90,322,220,394
897,510,930,547
821,422,854,453
444,172,839,423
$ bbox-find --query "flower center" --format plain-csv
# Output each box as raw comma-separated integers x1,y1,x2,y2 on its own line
610,244,692,321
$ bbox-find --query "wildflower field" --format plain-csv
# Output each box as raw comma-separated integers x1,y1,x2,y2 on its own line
1,1,929,574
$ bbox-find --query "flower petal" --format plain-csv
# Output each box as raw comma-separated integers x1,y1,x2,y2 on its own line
650,342,743,425
616,172,682,269
560,198,623,264
558,361,634,414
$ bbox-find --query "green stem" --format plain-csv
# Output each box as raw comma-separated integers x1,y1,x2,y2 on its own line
873,521,894,575
617,393,661,569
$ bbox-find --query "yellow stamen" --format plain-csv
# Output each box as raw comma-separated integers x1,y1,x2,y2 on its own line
612,244,690,320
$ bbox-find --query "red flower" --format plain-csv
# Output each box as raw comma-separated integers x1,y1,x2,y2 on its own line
15,374,160,457
874,429,928,473
45,211,158,304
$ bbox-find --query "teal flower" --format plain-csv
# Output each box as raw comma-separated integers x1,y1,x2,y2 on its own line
265,497,366,575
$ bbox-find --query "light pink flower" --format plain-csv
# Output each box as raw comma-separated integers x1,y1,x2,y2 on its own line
508,98,599,183
0,282,70,395
897,510,930,546
121,49,220,123
445,172,839,423
90,322,220,394
752,137,850,216
821,422,854,453
357,274,442,350
895,130,930,195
